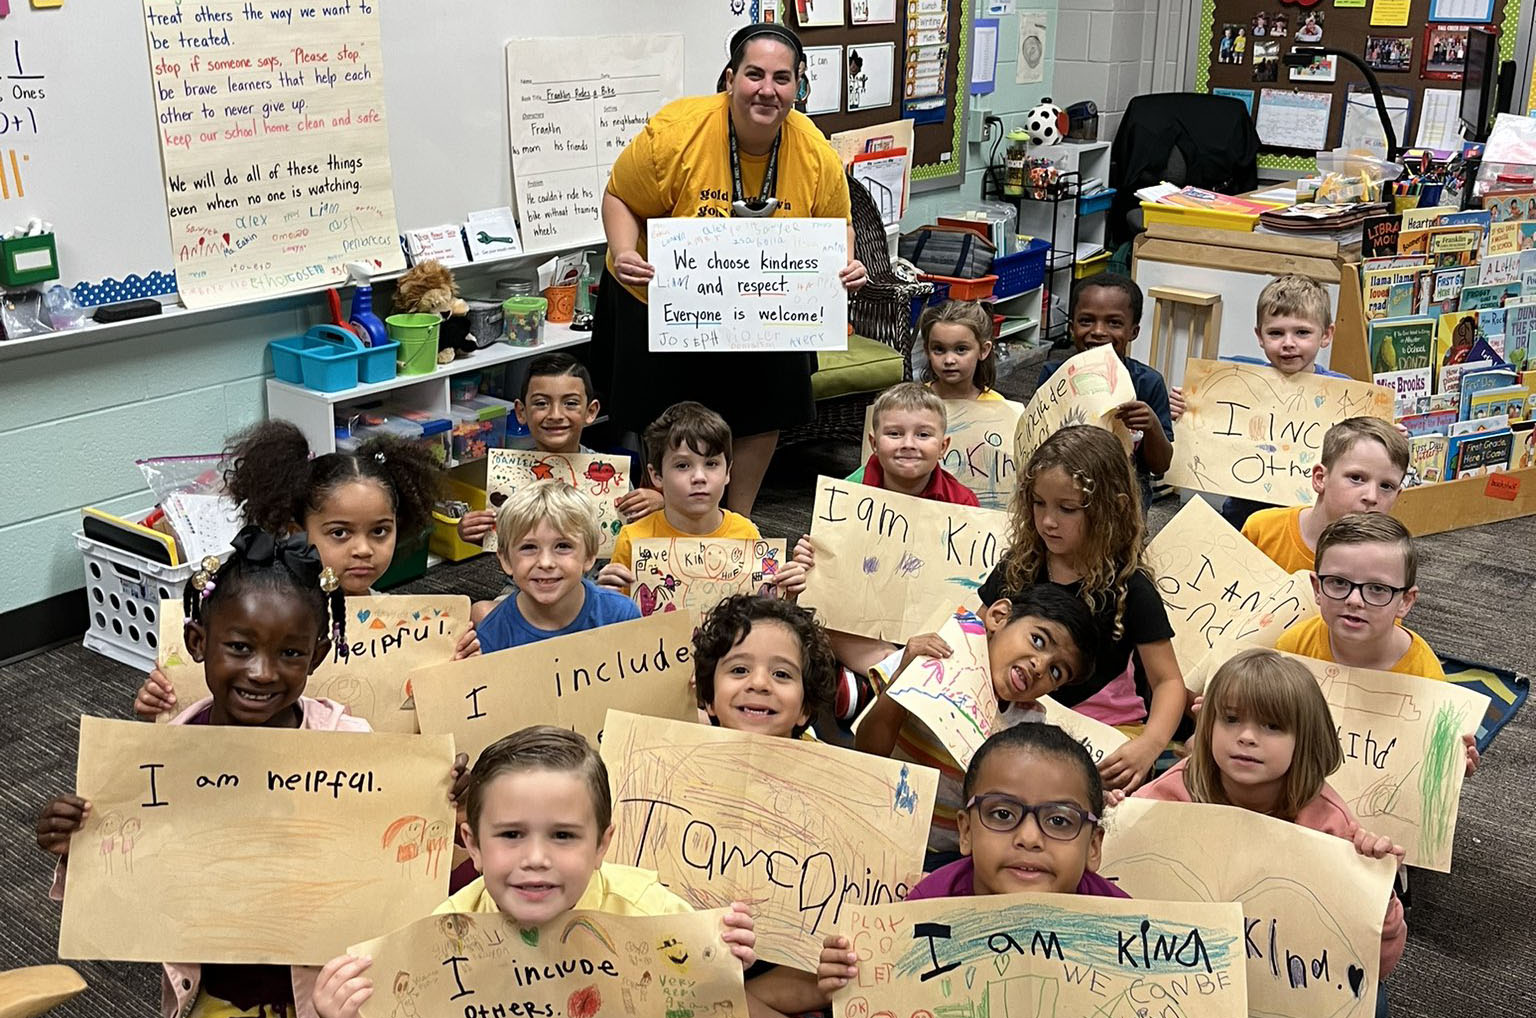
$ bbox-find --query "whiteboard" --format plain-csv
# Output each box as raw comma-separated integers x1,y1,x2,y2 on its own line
4,2,747,304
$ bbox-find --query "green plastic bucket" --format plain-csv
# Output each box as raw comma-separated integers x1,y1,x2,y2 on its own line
386,313,441,375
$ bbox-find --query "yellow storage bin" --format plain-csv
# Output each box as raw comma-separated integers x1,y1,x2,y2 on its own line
1073,250,1111,279
1140,201,1265,233
430,462,490,562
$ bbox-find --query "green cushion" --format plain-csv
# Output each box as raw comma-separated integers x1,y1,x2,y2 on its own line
812,333,904,401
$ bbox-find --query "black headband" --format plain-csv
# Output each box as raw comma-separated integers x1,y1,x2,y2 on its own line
728,22,805,67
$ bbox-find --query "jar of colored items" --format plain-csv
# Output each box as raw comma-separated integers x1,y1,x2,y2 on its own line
502,296,547,346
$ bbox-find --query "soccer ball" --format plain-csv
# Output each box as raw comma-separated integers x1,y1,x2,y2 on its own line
1025,99,1068,146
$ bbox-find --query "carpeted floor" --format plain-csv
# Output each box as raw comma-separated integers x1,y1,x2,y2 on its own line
3,440,1531,1017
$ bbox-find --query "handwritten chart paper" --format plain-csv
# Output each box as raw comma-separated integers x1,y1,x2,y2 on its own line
799,476,1008,641
1184,645,1481,872
1015,345,1135,463
410,611,699,765
831,895,1246,1018
1167,359,1396,505
1103,798,1397,1018
506,35,682,249
156,595,471,733
1146,497,1316,672
484,450,631,556
631,538,787,617
883,609,1000,768
647,218,850,352
59,717,454,964
350,909,748,1018
862,399,1025,510
143,0,403,307
602,711,936,970
1038,695,1131,765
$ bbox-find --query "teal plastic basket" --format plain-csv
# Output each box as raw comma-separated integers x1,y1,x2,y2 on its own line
268,325,399,393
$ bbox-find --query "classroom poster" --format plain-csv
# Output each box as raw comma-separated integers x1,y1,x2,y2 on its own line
602,711,936,971
1167,359,1396,505
830,895,1247,1018
1145,497,1317,672
349,909,749,1018
1015,344,1136,464
506,35,683,250
798,476,1008,641
1102,798,1398,1018
483,449,631,556
646,218,850,352
58,717,455,964
408,611,700,765
155,595,472,733
630,538,787,617
802,45,844,115
141,0,404,307
861,398,1025,510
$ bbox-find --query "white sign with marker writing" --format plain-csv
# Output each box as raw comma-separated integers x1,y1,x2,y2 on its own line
647,218,850,352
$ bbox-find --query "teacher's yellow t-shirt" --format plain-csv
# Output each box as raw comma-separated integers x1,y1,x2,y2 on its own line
606,92,852,302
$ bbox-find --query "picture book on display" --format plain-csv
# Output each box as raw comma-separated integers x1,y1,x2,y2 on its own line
1369,200,1531,487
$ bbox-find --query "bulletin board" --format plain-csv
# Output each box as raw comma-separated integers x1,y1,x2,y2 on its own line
778,0,970,190
1194,0,1523,173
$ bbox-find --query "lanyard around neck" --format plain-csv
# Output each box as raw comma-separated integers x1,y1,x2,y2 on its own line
729,116,781,218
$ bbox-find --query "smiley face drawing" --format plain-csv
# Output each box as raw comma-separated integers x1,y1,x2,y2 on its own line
657,936,689,972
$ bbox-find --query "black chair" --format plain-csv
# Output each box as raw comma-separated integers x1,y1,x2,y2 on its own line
1108,92,1261,246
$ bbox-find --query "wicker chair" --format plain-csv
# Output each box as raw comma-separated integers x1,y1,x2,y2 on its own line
780,172,933,447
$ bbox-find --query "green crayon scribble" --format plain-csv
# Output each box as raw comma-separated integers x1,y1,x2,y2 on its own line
1418,704,1464,855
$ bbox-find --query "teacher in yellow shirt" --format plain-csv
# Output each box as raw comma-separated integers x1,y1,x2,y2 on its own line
598,22,866,516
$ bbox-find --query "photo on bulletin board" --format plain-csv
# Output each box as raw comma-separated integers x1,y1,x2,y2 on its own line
1427,0,1497,22
1217,25,1248,64
1423,23,1472,79
803,45,844,115
794,0,844,28
1270,11,1288,36
851,0,897,24
1253,40,1280,81
1289,51,1338,82
1365,35,1415,72
1294,8,1324,43
848,42,895,111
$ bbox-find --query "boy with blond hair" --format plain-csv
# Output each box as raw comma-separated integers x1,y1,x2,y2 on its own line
1172,273,1351,527
474,479,640,653
844,382,979,502
1242,417,1409,575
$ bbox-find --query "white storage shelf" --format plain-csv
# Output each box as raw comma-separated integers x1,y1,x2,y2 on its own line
993,283,1043,342
266,324,592,454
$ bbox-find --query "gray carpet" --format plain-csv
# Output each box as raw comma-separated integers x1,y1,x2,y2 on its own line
3,443,1531,1017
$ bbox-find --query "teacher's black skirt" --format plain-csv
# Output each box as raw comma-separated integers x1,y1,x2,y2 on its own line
596,268,817,438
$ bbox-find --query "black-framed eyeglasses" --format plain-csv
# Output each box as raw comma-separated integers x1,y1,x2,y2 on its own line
1316,573,1409,607
964,794,1098,841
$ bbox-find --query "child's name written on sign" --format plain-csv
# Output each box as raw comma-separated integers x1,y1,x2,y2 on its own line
647,218,850,352
144,0,403,306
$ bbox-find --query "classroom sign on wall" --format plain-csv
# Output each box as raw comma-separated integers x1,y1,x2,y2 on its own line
141,0,404,307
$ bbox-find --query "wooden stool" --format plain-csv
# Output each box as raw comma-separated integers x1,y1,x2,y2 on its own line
1146,286,1222,381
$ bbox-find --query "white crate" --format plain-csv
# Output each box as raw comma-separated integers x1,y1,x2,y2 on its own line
75,530,198,673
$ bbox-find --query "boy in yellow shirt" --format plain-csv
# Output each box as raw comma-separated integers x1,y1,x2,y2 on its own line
1242,417,1408,575
597,401,805,595
311,727,758,1018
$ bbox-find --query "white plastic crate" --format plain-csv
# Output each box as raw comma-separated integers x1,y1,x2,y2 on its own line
75,530,197,673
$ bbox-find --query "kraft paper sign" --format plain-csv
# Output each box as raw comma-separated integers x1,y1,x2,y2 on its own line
157,595,471,732
1038,695,1131,765
409,611,699,766
1102,798,1397,1018
881,608,1007,769
59,716,455,965
631,538,788,617
647,217,850,352
602,710,937,971
1015,345,1136,464
860,399,1026,510
351,907,747,1018
143,0,403,308
1183,643,1480,872
830,894,1247,1018
1167,360,1396,505
484,450,631,556
1146,497,1319,672
799,476,1008,641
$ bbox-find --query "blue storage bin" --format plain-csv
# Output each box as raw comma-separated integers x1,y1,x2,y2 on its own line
268,325,399,393
1077,188,1116,216
992,239,1051,299
357,336,400,383
268,332,328,384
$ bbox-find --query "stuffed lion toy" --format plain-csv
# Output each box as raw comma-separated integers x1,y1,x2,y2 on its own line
393,260,476,364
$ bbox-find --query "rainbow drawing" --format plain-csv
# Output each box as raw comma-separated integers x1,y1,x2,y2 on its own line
560,915,616,954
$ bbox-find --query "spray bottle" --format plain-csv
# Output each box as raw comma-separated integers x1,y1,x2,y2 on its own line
346,261,389,348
